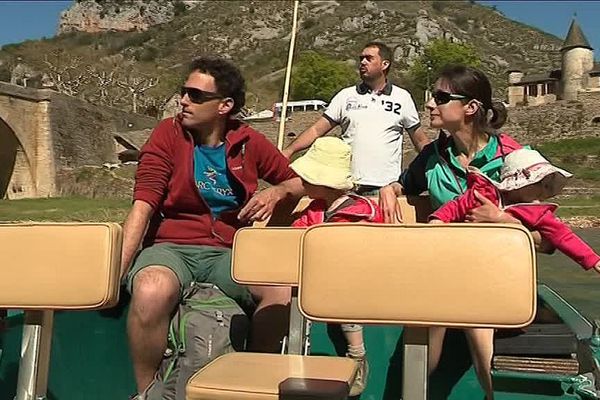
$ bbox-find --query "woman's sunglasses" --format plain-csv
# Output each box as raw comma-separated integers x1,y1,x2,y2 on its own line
431,90,469,105
180,86,223,104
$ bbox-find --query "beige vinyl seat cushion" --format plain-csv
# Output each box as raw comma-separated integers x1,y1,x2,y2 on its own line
299,223,537,328
0,222,122,309
186,353,357,400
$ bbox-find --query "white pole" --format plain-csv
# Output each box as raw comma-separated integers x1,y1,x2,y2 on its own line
277,0,300,151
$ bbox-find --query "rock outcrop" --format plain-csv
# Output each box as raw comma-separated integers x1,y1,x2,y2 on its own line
58,0,201,33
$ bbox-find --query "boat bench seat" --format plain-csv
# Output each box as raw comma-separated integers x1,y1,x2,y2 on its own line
493,322,580,375
0,222,122,399
0,222,122,309
187,353,356,399
187,219,537,399
187,227,356,399
495,323,578,356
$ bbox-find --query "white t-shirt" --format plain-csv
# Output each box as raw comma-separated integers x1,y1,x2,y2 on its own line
324,82,420,187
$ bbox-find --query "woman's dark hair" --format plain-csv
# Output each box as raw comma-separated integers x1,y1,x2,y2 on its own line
437,65,507,133
188,56,246,115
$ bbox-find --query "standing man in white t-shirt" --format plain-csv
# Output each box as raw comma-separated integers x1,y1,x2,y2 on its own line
282,42,430,195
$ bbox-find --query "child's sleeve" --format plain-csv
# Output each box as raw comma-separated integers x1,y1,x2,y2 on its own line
512,208,600,270
541,213,600,270
291,200,319,228
292,212,310,228
430,174,499,222
430,196,464,222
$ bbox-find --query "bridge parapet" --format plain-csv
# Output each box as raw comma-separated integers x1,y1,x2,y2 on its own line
0,82,156,199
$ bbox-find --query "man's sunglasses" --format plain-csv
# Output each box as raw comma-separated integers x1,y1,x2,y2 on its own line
431,90,469,105
180,86,223,104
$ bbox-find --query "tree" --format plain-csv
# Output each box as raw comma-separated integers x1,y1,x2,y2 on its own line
43,50,89,97
86,66,118,105
290,51,355,102
116,73,159,114
408,39,481,105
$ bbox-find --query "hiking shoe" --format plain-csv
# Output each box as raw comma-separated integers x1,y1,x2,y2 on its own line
348,354,369,396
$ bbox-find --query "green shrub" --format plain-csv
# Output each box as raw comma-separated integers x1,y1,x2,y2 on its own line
407,38,481,107
432,1,447,12
291,51,355,101
302,18,317,30
174,1,187,16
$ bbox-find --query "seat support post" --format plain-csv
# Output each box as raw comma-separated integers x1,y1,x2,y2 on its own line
15,310,54,400
288,288,308,355
402,327,429,400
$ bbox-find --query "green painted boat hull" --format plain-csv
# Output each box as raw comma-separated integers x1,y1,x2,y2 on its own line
1,286,598,399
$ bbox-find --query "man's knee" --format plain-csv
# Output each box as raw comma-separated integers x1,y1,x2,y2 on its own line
130,266,180,321
250,286,291,306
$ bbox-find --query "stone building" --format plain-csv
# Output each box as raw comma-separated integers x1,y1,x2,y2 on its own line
507,19,600,107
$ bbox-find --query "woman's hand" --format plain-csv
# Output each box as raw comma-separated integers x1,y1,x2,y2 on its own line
429,219,444,224
465,190,514,223
467,191,555,254
379,183,403,223
594,261,600,274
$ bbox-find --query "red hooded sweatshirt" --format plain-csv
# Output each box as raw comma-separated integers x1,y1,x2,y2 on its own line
134,117,297,248
292,194,384,227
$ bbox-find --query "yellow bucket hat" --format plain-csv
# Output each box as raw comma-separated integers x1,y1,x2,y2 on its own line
290,137,354,190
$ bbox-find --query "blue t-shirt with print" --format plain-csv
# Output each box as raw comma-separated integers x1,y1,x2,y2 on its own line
194,144,241,218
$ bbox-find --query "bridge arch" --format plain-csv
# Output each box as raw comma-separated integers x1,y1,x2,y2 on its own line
1,81,158,199
0,117,35,199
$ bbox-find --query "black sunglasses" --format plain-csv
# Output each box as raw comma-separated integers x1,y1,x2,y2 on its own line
431,90,469,106
180,86,223,104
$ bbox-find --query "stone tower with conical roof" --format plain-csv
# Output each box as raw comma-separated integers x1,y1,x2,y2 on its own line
560,18,594,100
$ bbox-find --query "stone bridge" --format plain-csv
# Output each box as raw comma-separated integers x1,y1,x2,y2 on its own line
0,82,156,199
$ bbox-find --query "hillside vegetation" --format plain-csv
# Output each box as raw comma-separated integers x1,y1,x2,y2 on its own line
0,0,563,115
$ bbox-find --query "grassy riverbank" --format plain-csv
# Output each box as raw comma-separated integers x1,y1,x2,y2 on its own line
0,197,130,223
537,137,600,186
0,195,598,223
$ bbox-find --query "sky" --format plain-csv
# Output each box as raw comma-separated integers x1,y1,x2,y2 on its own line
479,1,600,52
0,1,599,52
0,0,72,47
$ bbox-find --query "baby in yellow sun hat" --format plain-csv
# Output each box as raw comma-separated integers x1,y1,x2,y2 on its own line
290,136,383,396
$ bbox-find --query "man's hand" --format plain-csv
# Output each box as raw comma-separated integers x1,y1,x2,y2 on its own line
465,190,508,223
594,261,600,274
379,183,403,223
238,186,285,222
281,148,294,160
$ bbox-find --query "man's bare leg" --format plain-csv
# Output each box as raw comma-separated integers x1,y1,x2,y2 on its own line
128,266,180,393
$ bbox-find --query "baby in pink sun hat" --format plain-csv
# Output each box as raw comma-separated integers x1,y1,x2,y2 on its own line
430,148,600,272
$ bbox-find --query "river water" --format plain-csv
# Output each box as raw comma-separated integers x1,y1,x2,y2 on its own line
538,228,600,321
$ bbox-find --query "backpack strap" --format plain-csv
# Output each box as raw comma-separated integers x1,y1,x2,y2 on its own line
323,197,357,222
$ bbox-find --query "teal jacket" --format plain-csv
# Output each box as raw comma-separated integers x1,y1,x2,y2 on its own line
400,131,522,209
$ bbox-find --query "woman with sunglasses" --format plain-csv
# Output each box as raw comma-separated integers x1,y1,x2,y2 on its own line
379,65,532,399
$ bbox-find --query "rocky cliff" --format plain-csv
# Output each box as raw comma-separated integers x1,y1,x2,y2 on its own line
58,0,201,33
2,1,565,112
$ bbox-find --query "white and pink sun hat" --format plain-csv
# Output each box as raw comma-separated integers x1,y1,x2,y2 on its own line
497,148,573,198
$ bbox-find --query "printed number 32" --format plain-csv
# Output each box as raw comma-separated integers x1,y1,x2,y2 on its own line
382,100,401,115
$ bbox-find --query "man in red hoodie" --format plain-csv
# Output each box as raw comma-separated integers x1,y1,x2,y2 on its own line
120,56,303,396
